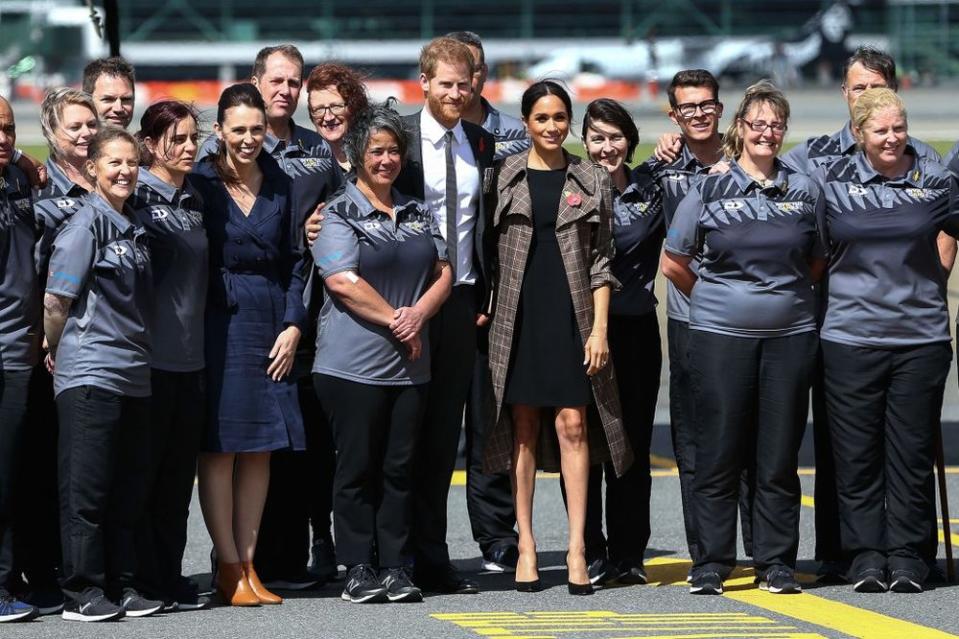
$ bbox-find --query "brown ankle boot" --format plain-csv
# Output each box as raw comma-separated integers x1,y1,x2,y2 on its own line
242,561,283,604
216,561,260,606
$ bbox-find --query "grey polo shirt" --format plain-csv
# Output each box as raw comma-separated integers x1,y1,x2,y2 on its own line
666,159,823,338
311,182,447,385
816,151,959,348
610,164,665,317
33,159,88,278
131,170,209,372
480,98,531,161
198,118,334,180
47,193,153,397
783,121,941,174
643,143,722,322
0,165,41,371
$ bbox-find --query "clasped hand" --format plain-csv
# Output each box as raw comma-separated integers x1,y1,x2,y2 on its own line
391,307,425,361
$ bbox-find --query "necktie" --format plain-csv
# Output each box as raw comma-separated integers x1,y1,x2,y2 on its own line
444,130,458,280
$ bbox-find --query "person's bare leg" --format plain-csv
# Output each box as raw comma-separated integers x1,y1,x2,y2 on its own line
556,406,589,585
233,452,271,562
198,452,239,563
511,405,541,583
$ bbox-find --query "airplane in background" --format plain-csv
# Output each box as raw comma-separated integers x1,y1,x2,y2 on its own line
525,1,862,84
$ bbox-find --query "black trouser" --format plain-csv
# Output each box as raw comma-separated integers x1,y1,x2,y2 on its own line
811,347,843,564
667,320,754,563
689,330,816,579
0,369,32,594
465,342,518,558
136,370,204,598
14,366,60,592
580,312,661,564
821,340,950,582
57,386,150,601
257,370,335,579
314,374,426,569
412,285,476,574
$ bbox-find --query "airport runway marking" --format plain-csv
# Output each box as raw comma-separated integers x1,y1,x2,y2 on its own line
432,610,826,639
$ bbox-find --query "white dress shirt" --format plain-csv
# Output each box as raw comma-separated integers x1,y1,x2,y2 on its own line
420,108,481,286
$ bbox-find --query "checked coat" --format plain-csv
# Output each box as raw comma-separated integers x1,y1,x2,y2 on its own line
482,150,633,478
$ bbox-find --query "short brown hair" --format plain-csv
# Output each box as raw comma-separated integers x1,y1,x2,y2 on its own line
251,44,304,80
419,37,475,80
667,69,720,108
306,63,370,118
82,57,135,94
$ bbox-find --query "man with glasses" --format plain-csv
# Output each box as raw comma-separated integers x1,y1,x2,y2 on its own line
643,70,741,580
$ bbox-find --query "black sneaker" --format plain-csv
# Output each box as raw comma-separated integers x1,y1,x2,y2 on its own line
309,538,339,582
62,588,123,622
22,588,64,616
171,577,211,611
262,571,319,591
760,568,801,594
853,568,888,593
381,568,423,603
481,545,519,573
0,594,39,622
587,557,610,587
889,570,923,593
341,565,388,603
120,588,163,618
614,561,648,585
689,571,723,595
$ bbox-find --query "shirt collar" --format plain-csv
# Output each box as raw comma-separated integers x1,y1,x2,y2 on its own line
420,107,466,146
854,148,922,185
728,158,789,193
1,165,27,196
137,168,181,203
88,192,135,233
264,118,301,154
838,122,857,155
677,138,724,173
46,159,88,196
343,180,418,219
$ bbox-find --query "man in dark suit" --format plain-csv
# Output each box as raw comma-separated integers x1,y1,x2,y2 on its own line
393,37,495,594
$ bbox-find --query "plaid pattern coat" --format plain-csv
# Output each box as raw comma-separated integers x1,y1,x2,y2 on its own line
482,150,633,478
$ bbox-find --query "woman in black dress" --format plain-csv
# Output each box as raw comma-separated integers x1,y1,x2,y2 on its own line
485,81,626,595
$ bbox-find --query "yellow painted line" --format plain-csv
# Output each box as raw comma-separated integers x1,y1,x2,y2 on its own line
650,453,679,469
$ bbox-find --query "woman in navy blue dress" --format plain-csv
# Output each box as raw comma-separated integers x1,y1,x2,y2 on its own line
192,84,306,607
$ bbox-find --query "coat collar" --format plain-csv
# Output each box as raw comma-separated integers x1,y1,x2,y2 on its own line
498,149,598,195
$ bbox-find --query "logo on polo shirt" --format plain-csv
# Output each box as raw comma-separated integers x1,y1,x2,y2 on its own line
13,198,31,211
666,173,686,182
303,158,319,169
151,206,169,221
112,244,128,257
722,200,745,210
55,198,75,209
775,201,805,213
905,188,928,199
407,221,425,232
363,221,382,230
848,184,868,196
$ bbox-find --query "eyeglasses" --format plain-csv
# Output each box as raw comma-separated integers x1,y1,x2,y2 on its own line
740,118,787,134
311,103,347,117
674,99,719,118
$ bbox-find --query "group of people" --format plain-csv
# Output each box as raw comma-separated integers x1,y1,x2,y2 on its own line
0,31,956,624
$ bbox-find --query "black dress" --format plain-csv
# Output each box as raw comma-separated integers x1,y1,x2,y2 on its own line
505,168,592,407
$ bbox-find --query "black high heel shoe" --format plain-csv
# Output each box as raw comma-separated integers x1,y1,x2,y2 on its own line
567,581,594,595
515,579,543,593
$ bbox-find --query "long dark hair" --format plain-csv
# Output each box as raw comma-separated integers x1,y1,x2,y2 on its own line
213,83,266,184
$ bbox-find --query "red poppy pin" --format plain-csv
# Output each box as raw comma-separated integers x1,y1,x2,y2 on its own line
478,137,486,153
565,192,582,207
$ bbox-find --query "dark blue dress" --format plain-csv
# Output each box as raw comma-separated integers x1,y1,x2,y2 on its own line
191,155,307,452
